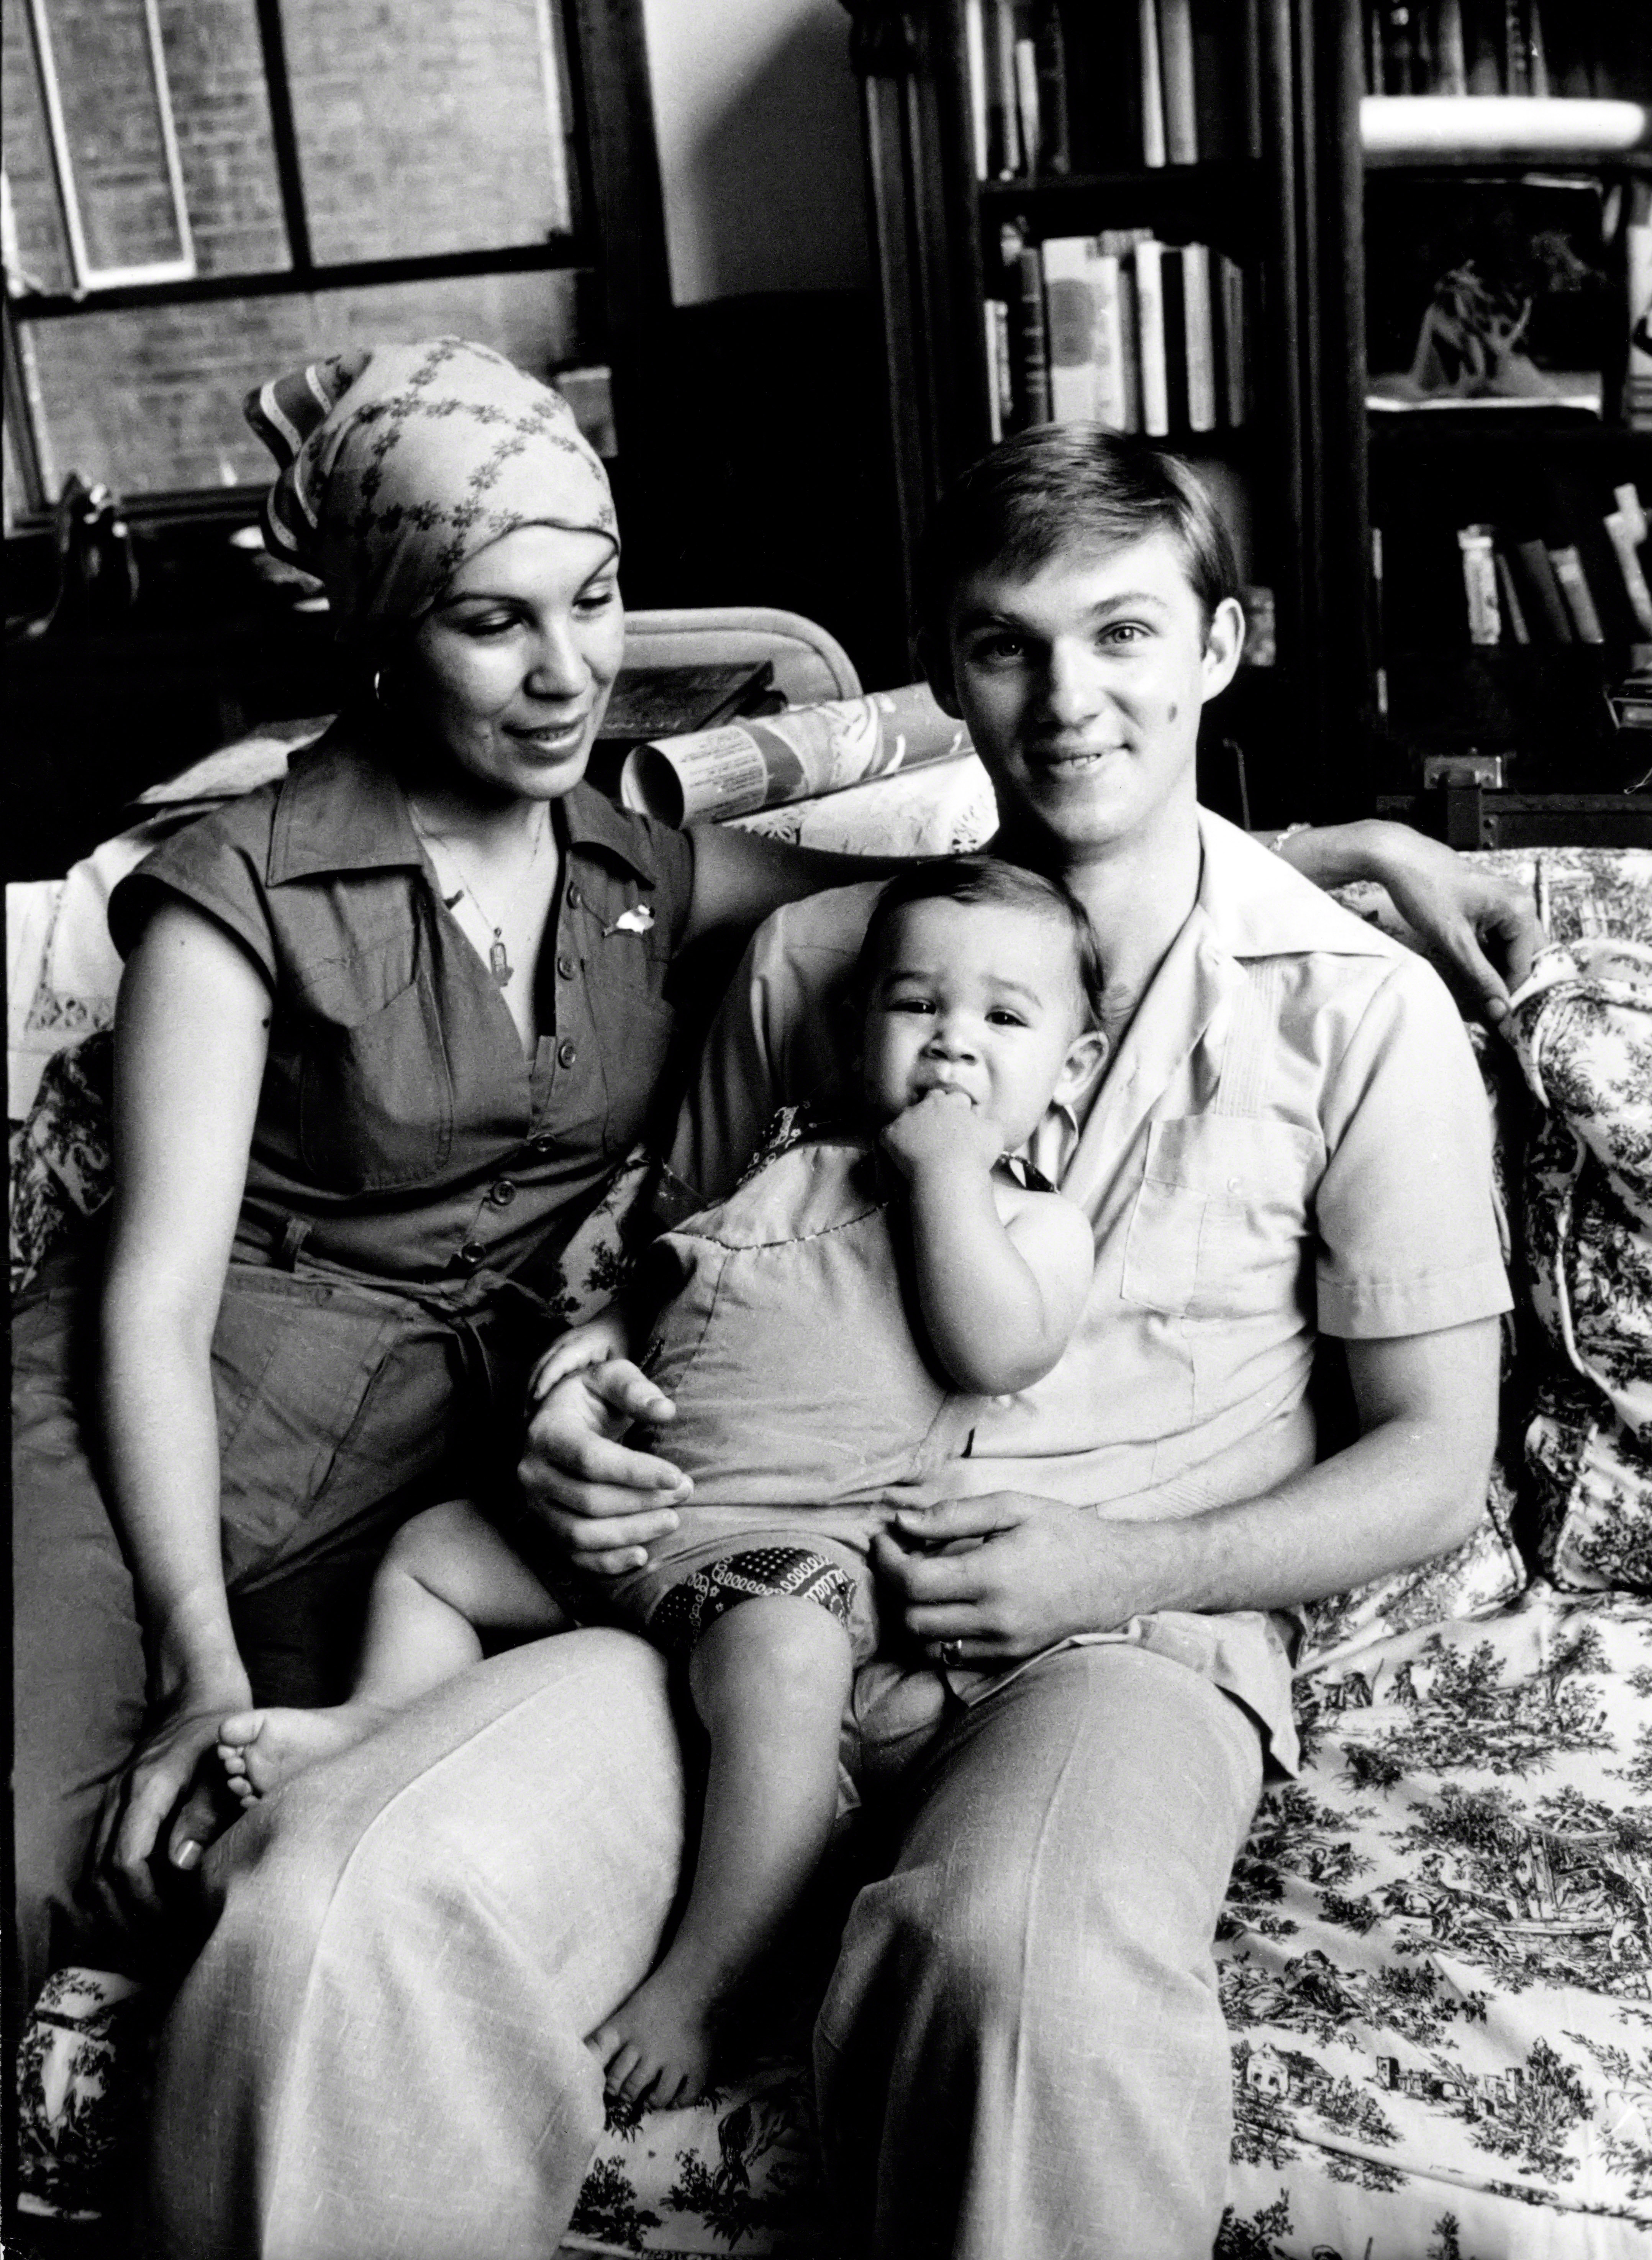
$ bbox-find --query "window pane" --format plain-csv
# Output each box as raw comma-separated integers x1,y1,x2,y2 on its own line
282,0,579,264
20,268,588,497
4,0,76,291
36,0,191,278
155,0,289,276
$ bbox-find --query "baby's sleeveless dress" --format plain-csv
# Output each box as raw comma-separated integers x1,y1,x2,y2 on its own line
596,1119,983,1667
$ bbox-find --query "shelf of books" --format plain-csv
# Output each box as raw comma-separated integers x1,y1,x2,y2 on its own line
854,0,1318,823
1353,1,1652,831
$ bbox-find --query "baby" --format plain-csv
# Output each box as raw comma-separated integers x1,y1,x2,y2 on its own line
218,856,1105,2108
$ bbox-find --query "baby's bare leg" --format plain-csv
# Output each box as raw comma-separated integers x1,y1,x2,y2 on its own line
591,1594,853,2108
219,1500,569,1800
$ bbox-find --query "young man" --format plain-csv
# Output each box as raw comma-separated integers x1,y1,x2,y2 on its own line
149,429,1515,2260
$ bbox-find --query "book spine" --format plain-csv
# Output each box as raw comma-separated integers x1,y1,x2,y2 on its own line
1548,543,1604,643
1139,0,1168,167
1090,248,1130,430
1031,0,1071,175
988,0,1023,177
1604,508,1652,639
1042,236,1097,421
1241,0,1262,159
1012,244,1052,425
1157,0,1198,165
1458,524,1501,644
1218,252,1247,426
1514,538,1575,640
1098,226,1154,433
1524,0,1551,97
985,299,1011,443
1162,245,1190,432
1548,542,1606,643
1465,0,1503,94
1493,547,1531,644
1134,239,1171,435
965,0,990,181
1182,242,1217,432
1434,0,1468,95
1014,37,1043,175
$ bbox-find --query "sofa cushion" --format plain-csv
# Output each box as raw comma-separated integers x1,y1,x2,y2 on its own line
1506,939,1652,1593
1220,1580,1652,2256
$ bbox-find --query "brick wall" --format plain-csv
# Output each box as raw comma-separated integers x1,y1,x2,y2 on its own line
283,0,575,261
10,0,583,496
25,268,585,496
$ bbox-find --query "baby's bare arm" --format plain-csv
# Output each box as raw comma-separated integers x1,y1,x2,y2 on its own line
882,1094,1094,1394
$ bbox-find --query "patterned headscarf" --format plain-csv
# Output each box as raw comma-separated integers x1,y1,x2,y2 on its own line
245,338,617,642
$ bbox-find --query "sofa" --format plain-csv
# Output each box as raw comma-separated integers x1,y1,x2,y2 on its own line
9,731,1650,2258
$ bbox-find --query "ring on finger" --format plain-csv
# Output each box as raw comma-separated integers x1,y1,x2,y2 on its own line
938,1637,962,1669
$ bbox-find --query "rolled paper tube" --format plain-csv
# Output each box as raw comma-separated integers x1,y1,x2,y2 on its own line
621,686,972,825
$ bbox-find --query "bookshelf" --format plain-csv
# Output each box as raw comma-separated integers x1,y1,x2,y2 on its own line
1321,2,1652,840
849,0,1652,838
847,0,1324,826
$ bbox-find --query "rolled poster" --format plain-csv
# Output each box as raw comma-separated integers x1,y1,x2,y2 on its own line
618,685,971,825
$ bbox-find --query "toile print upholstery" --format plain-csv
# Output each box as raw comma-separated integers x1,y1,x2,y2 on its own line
9,832,1652,2258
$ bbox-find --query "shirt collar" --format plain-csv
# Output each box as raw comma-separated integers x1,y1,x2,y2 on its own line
265,713,660,888
1191,807,1399,962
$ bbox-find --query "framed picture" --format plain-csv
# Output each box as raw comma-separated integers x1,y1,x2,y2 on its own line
1365,173,1613,413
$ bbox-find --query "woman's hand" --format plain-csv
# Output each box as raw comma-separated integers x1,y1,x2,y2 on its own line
1278,819,1544,1024
91,1667,252,1919
528,1306,634,1403
518,1363,692,1576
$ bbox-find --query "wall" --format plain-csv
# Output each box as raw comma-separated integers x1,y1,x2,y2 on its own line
638,0,868,306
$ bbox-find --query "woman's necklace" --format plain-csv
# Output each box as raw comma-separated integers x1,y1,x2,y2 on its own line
408,805,547,988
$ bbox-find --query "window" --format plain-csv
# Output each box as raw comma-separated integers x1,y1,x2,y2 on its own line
2,0,610,511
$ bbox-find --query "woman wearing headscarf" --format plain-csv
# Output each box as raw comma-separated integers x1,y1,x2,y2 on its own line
11,338,895,2014
13,336,1536,2038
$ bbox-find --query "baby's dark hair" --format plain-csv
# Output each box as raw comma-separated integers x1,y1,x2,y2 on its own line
854,857,1105,1032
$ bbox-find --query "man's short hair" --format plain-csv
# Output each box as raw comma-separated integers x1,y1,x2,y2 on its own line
917,424,1240,647
854,855,1106,1032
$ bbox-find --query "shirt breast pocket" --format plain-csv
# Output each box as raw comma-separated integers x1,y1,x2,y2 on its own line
1121,1116,1322,1319
294,952,455,1192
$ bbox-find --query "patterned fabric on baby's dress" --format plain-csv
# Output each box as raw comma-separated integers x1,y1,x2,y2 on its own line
595,1126,984,1659
647,1546,859,1662
245,338,616,639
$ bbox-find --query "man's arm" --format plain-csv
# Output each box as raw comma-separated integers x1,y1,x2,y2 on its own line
875,1314,1501,1661
1273,819,1542,1024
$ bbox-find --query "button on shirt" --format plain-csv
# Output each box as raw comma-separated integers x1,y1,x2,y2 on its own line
109,718,697,1288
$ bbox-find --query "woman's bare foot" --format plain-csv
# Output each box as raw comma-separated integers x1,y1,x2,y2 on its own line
216,1700,395,1805
587,1961,721,2109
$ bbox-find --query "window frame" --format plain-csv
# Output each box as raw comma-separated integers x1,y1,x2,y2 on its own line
2,0,669,525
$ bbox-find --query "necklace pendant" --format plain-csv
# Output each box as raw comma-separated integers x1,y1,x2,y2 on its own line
489,932,513,986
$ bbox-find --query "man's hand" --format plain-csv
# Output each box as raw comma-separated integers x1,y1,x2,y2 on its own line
1280,819,1544,1025
90,1672,251,1920
879,1088,1003,1183
518,1363,691,1577
872,1493,1162,1665
1373,834,1542,1024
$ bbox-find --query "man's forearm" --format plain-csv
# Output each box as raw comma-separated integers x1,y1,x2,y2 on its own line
1083,1406,1493,1631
